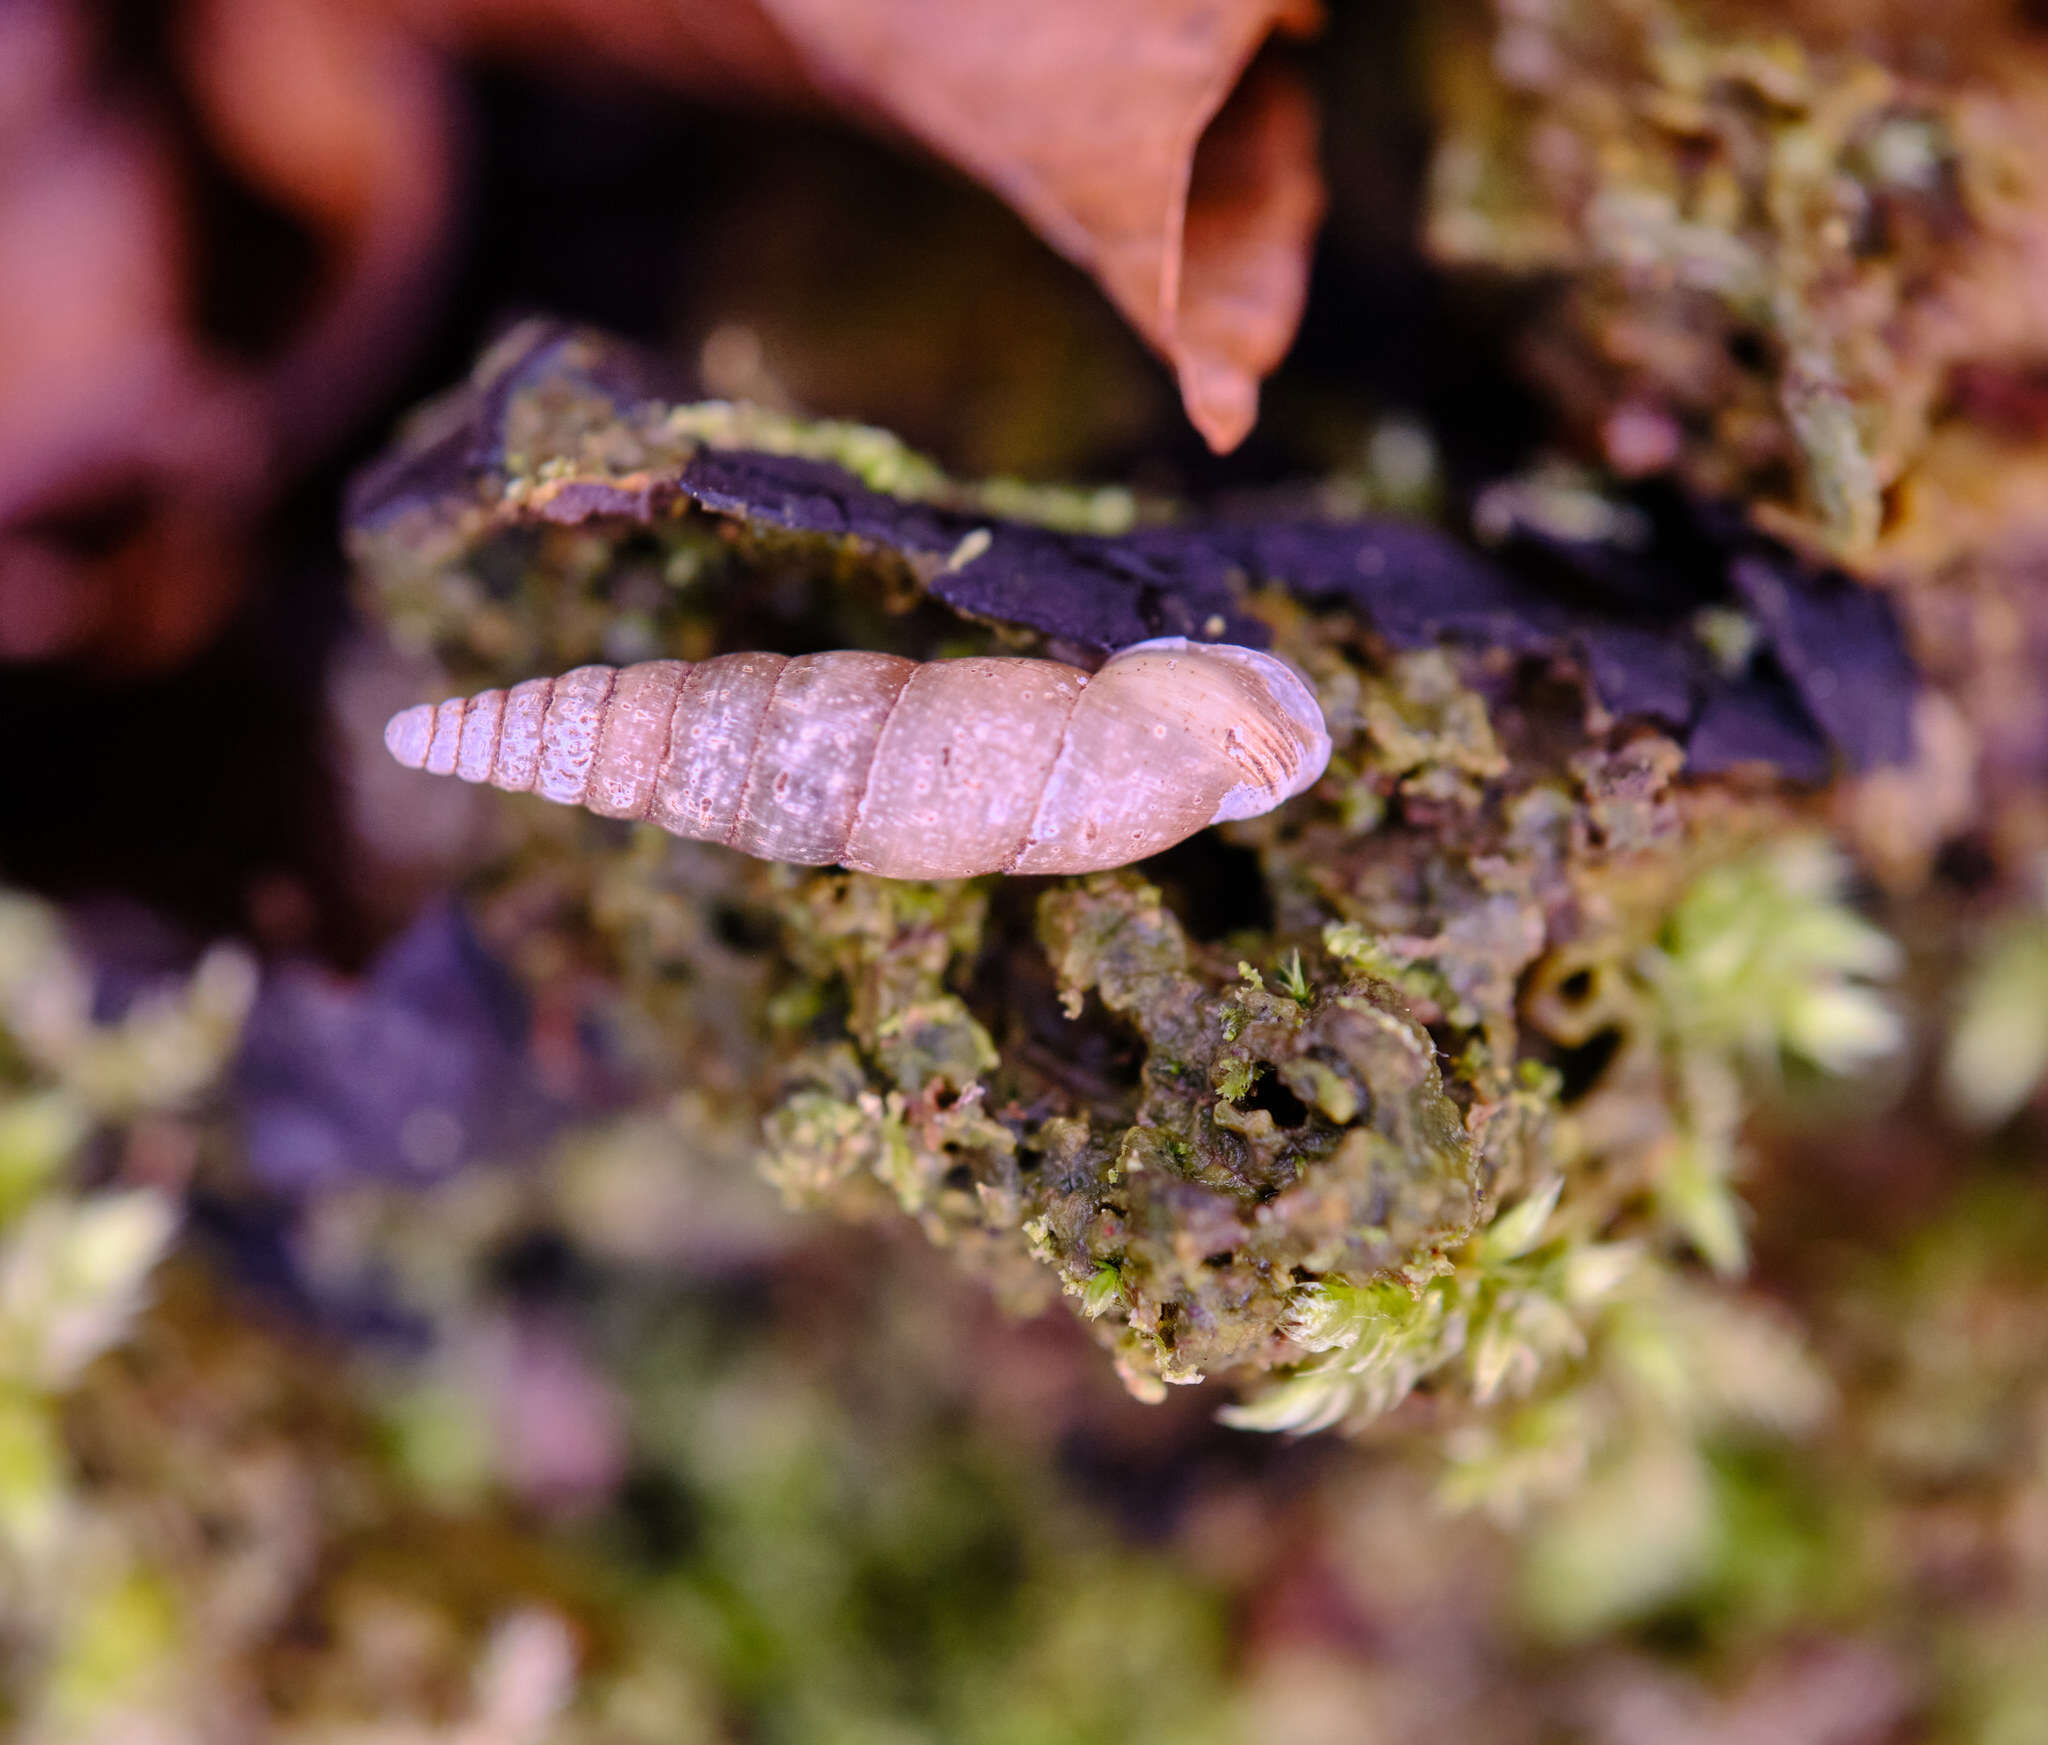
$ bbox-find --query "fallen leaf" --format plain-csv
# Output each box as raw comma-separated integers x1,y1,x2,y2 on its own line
398,0,1326,450
1175,57,1325,450
3,0,1326,673
754,0,1325,451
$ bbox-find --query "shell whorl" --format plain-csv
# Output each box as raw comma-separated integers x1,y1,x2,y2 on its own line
384,641,1330,879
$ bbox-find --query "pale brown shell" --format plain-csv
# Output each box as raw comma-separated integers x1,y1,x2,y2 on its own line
383,638,1330,879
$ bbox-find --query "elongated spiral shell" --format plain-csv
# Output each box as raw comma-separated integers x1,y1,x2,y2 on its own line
384,638,1330,879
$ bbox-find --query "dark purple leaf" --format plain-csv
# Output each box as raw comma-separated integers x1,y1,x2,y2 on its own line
236,901,567,1191
1686,675,1834,784
1730,553,1917,771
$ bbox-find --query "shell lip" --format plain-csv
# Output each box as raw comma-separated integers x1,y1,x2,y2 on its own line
1119,636,1333,821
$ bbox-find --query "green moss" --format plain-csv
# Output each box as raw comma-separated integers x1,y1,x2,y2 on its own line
1428,0,2043,560
0,894,252,1736
608,1292,1244,1745
38,1569,181,1731
361,443,1905,1437
349,368,1915,1502
1943,881,2048,1128
758,866,1484,1398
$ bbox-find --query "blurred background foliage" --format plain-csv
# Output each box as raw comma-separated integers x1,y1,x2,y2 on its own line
8,1,2048,1741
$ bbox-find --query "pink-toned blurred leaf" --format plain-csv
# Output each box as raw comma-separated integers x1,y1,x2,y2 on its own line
0,0,456,671
0,22,261,669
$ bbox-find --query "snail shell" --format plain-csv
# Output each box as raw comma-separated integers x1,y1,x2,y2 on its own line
384,638,1330,879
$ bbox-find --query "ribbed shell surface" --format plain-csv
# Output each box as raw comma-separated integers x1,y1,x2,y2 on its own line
385,643,1328,879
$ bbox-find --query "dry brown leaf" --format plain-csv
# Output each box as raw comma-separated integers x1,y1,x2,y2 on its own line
755,0,1324,451
1175,56,1324,450
397,0,1327,450
1,0,1325,673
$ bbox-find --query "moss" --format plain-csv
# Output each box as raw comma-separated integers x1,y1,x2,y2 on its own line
379,533,1879,1425
757,867,1484,1394
0,896,251,1736
1943,882,2048,1128
1427,0,2048,565
346,367,1924,1485
1035,876,1482,1389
